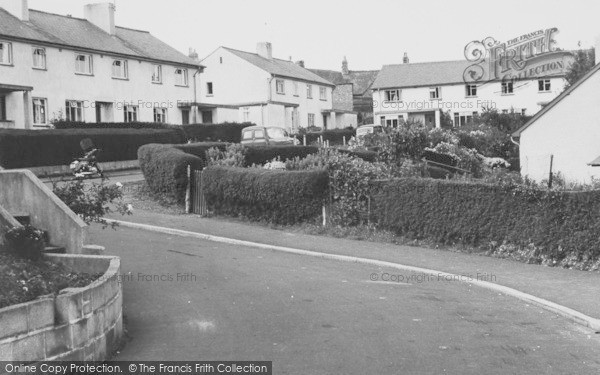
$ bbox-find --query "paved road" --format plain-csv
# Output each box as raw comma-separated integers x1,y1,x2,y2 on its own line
89,226,600,374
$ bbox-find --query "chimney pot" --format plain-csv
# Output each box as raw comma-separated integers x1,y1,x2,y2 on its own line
0,0,29,21
257,42,273,60
403,52,410,64
84,2,116,35
188,48,199,61
342,56,349,75
295,60,305,68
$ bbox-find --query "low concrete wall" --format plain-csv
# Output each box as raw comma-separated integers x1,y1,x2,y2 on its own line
27,160,140,178
0,170,87,253
0,254,123,361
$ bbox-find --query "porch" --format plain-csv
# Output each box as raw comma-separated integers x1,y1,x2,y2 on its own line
0,83,33,129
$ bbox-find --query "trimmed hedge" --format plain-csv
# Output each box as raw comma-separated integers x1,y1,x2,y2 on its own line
175,142,229,158
53,121,178,130
0,128,181,168
370,178,600,259
138,144,205,203
182,123,254,143
299,129,356,145
201,167,329,224
243,146,319,166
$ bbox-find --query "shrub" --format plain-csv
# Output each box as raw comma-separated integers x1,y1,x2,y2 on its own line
138,144,205,202
0,128,182,168
182,122,254,143
175,142,229,159
243,145,319,166
206,144,246,167
370,178,600,263
5,225,46,261
297,128,356,145
201,167,329,224
337,149,378,162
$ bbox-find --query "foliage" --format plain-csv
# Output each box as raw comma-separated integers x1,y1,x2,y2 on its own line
206,144,246,167
425,142,484,176
52,178,133,227
243,145,319,166
296,128,356,145
201,167,329,224
5,225,46,261
472,107,531,133
565,47,596,88
182,122,254,143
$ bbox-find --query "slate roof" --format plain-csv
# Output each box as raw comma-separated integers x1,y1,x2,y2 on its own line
310,69,380,96
222,47,334,86
0,8,200,67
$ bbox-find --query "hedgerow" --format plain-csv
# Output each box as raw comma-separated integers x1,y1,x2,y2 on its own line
182,123,254,143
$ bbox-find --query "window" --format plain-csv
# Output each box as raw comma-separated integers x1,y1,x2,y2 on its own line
429,87,441,100
294,82,299,96
254,129,265,139
242,130,253,140
0,41,12,65
307,84,313,99
380,116,385,126
112,59,128,79
153,107,167,123
181,109,190,125
308,113,315,127
175,68,188,86
32,47,46,69
465,84,477,97
243,107,250,122
319,87,327,100
65,100,84,122
453,112,475,127
538,79,551,92
219,57,223,64
123,105,138,122
501,82,513,94
386,119,399,127
32,98,48,125
152,65,162,83
0,96,6,121
276,79,285,94
385,90,400,102
206,82,213,95
521,108,527,116
75,54,92,74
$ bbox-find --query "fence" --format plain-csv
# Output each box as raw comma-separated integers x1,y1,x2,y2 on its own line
185,166,207,216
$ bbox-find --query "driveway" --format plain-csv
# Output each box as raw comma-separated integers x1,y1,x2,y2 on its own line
89,226,600,374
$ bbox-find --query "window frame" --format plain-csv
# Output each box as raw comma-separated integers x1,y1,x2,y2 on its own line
206,82,214,96
308,113,315,127
174,68,189,87
385,89,400,102
152,64,162,84
429,87,441,100
501,81,514,95
293,82,299,96
276,79,286,95
538,79,551,92
32,47,46,70
32,97,48,126
112,59,128,79
0,41,13,66
75,54,93,75
319,86,327,100
153,107,168,123
123,105,139,123
307,84,313,99
65,100,85,122
465,84,477,97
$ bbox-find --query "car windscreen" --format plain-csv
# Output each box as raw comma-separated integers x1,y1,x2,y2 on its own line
266,128,286,139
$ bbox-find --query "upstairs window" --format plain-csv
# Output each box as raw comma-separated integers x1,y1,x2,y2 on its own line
0,41,12,65
175,68,188,86
112,59,128,79
153,107,167,123
75,54,93,75
319,87,327,100
32,47,46,69
66,100,84,122
32,98,48,125
501,81,514,95
429,87,441,100
385,89,400,101
152,64,162,83
276,79,285,94
124,105,138,122
538,79,551,92
465,84,477,97
206,82,214,95
307,84,313,99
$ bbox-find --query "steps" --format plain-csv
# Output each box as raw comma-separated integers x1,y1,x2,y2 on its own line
9,213,67,254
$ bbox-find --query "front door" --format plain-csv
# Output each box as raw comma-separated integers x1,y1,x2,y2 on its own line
322,114,328,130
201,110,213,124
425,112,435,127
95,102,114,123
182,109,190,125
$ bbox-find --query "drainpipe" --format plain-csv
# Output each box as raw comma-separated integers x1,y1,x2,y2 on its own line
193,67,203,123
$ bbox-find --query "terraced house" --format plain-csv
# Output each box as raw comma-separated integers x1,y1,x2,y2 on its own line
198,43,355,132
0,0,202,129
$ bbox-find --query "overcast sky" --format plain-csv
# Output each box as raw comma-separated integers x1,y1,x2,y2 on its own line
29,0,600,71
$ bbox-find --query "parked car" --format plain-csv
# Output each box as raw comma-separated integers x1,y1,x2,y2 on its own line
356,124,384,139
241,126,299,146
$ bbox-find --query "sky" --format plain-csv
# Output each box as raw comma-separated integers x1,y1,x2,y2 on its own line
28,0,600,71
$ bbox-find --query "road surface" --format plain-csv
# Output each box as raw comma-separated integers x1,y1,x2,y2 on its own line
89,226,600,374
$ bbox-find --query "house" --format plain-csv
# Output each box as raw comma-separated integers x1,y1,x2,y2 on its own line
371,52,574,128
0,0,202,129
310,57,379,125
512,60,600,184
197,43,356,132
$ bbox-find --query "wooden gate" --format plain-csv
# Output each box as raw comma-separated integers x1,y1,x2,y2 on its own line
186,166,207,215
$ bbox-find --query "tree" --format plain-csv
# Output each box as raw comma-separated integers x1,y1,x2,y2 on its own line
565,47,596,88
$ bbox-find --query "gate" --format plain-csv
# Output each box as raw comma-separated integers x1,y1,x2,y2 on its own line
186,166,207,215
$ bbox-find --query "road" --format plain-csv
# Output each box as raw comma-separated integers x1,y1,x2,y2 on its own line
89,226,600,374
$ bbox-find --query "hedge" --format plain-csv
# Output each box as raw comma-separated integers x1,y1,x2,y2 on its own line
201,167,329,224
138,144,205,203
0,128,181,168
243,145,319,166
337,149,378,162
298,129,356,145
53,121,178,130
175,142,229,158
370,178,600,260
182,123,254,143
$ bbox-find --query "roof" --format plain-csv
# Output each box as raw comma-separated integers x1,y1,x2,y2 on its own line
371,54,572,90
588,155,600,166
0,8,200,67
222,47,334,86
310,68,380,96
512,62,600,137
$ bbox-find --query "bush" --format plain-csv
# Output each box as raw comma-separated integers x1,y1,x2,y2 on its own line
337,149,378,162
138,144,205,202
175,142,229,159
297,129,356,145
0,128,182,168
371,178,600,263
243,145,319,166
182,123,254,143
201,167,329,224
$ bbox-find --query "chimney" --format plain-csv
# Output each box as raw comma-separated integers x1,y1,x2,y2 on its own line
342,56,349,75
189,48,199,61
295,60,305,68
0,0,29,21
84,2,116,35
403,52,410,64
257,42,273,60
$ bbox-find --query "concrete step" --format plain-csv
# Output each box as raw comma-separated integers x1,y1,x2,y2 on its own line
42,245,66,254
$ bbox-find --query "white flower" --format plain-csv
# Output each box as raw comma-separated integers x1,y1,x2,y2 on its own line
115,182,123,189
126,204,134,213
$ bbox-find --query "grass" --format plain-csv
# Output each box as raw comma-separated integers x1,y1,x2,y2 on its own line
0,251,101,309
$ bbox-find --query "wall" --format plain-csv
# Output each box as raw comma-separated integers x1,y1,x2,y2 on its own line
0,169,87,253
0,202,21,247
0,254,123,361
0,39,197,128
269,78,333,129
519,71,600,183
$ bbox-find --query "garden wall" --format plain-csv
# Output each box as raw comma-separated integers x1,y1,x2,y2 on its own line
0,254,122,361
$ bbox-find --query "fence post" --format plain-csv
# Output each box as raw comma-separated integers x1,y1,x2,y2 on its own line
343,136,346,146
548,154,554,189
185,164,191,214
322,205,327,227
303,135,306,146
